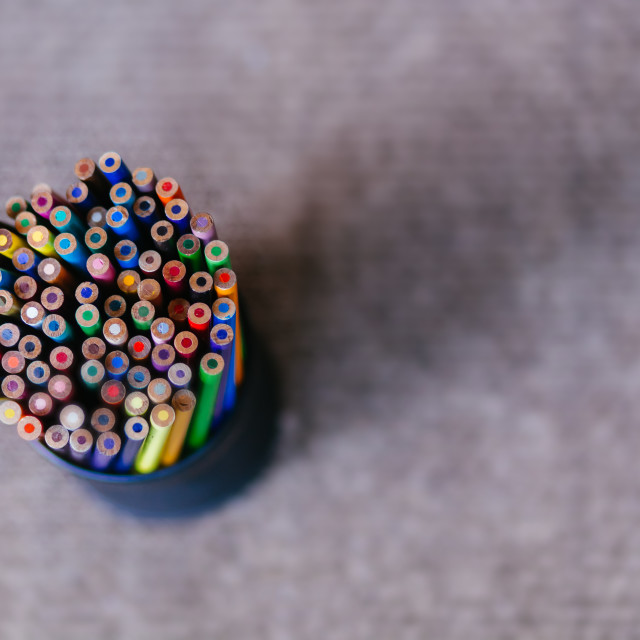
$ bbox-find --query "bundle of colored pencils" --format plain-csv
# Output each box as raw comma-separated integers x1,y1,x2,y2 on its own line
0,152,244,474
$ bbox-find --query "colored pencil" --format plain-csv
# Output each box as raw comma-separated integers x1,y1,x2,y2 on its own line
100,380,126,407
86,253,116,285
162,260,187,294
92,431,121,470
204,240,231,274
59,404,85,431
155,177,184,205
124,391,149,418
188,271,214,304
150,317,175,345
187,353,224,449
110,182,135,212
13,276,38,302
42,314,73,343
84,227,110,253
91,407,116,433
210,323,234,423
49,346,74,372
87,206,108,228
5,196,29,219
134,403,175,474
31,189,67,220
167,362,192,389
69,429,93,465
131,300,155,331
127,365,151,391
44,424,69,453
138,250,162,277
190,212,217,243
114,241,139,270
2,375,27,400
20,301,46,329
213,268,244,384
132,167,156,194
106,206,139,241
12,247,39,276
41,286,65,312
164,199,190,233
50,206,85,236
0,228,27,258
2,349,25,374
98,151,131,185
116,270,140,296
81,336,106,360
75,281,99,305
150,221,175,255
161,389,196,467
150,343,175,372
105,350,129,379
0,290,22,316
17,416,43,441
38,258,71,288
18,334,43,360
2,350,25,374
147,377,172,404
137,279,163,309
115,417,149,472
54,233,90,268
103,317,128,346
48,374,74,402
14,211,37,235
27,225,57,257
177,234,202,271
0,322,20,347
29,392,53,417
127,335,151,362
174,330,198,361
104,295,127,319
66,182,97,213
133,197,158,227
80,359,106,389
167,298,189,327
26,360,50,386
0,399,22,426
187,302,212,336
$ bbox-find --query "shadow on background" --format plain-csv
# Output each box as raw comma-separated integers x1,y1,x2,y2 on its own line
235,67,636,464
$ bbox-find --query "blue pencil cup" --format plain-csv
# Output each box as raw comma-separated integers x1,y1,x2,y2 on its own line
30,327,279,518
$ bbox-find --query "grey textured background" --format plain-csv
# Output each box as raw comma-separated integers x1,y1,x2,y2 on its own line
1,1,640,638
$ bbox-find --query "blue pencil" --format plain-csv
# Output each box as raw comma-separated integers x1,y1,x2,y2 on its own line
98,151,132,185
114,417,149,473
212,297,237,411
106,206,139,241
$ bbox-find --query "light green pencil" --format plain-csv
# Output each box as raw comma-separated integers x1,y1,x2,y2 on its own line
135,403,176,474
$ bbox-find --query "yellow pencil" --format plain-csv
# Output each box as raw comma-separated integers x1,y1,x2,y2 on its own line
134,403,175,474
0,228,27,259
162,390,196,467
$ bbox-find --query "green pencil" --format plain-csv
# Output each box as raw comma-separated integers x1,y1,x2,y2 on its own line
204,240,231,275
187,352,224,450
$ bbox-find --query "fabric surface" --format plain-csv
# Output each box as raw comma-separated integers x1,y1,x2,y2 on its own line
1,1,639,638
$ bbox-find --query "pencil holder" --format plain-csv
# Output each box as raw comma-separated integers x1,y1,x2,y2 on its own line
0,152,279,517
31,320,279,517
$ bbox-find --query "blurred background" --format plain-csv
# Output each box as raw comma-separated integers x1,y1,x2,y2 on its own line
2,0,640,637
